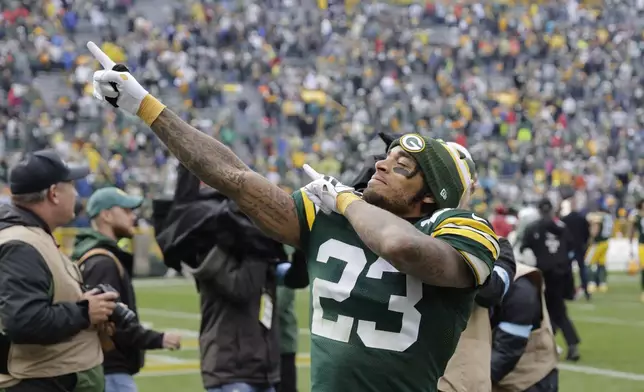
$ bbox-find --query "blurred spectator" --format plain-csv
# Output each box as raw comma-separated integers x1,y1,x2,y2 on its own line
0,0,642,230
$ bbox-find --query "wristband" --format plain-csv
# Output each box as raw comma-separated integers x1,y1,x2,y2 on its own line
137,94,166,126
337,193,362,215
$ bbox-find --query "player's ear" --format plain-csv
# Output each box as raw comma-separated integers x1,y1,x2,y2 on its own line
422,194,435,205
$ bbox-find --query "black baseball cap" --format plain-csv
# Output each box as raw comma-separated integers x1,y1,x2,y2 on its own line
9,149,90,195
537,197,554,214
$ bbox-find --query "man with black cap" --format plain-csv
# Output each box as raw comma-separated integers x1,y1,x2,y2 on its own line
89,44,500,392
72,187,181,392
0,149,119,392
521,198,581,362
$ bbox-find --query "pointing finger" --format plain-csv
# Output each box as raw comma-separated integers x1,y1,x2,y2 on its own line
303,164,322,180
87,41,116,70
93,70,127,86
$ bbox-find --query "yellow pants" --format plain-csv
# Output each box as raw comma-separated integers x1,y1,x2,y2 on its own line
638,244,644,268
585,241,609,266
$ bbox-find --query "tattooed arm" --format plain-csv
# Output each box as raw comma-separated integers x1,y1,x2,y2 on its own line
343,200,474,288
150,109,301,247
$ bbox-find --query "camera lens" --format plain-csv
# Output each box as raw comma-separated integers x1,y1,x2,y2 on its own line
111,304,137,329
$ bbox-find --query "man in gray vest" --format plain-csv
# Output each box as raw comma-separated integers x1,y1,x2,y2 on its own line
0,149,119,392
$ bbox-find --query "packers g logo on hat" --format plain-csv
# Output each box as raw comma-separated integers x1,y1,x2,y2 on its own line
399,134,426,153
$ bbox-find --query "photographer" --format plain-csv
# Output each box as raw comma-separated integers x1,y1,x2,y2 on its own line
156,163,285,392
0,150,117,392
72,187,181,392
491,263,559,392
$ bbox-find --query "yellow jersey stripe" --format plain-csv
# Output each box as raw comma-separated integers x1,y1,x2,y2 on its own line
437,217,497,239
432,227,499,260
450,145,472,188
438,223,500,257
459,251,492,285
300,190,317,231
458,251,481,285
442,143,468,191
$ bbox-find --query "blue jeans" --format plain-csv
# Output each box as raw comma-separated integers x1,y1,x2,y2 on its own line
207,383,276,392
105,373,138,392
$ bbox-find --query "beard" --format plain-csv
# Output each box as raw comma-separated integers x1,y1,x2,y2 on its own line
114,225,135,239
362,186,413,216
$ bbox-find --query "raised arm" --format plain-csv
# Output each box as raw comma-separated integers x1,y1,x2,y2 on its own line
342,200,475,287
87,42,300,247
150,109,300,247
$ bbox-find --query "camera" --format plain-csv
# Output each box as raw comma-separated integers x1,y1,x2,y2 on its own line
91,284,137,328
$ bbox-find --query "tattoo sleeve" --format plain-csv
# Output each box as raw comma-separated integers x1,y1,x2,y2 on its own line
343,200,474,288
149,108,301,247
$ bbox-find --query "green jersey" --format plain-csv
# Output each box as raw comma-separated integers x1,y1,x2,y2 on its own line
629,212,644,244
590,212,613,243
292,190,499,392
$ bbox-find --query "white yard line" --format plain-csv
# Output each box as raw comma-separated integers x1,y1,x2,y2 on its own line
137,360,644,383
141,307,643,330
133,278,194,288
164,328,200,338
146,354,193,364
576,298,643,307
559,364,644,381
134,275,639,286
573,303,597,310
139,308,201,320
574,316,644,328
598,275,638,283
137,369,200,378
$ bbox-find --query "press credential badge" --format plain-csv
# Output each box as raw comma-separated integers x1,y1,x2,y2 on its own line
259,292,273,329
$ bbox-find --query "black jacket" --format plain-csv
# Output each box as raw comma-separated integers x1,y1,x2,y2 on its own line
521,218,574,275
0,204,91,373
157,164,284,388
475,237,516,308
490,275,542,384
72,230,164,376
156,164,285,271
194,246,281,388
561,211,590,256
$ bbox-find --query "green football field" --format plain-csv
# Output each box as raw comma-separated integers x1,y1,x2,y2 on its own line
132,274,644,392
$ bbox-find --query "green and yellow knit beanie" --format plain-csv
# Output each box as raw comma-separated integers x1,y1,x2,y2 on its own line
388,133,473,209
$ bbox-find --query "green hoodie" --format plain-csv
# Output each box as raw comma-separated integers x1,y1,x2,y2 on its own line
277,286,297,354
71,229,121,261
278,246,300,355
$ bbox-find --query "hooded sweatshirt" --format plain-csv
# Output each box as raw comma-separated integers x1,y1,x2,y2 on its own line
72,228,164,376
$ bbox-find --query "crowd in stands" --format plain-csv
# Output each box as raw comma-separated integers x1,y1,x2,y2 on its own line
1,0,643,228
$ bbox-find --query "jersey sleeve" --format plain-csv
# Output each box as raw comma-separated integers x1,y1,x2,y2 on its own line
428,211,500,286
291,189,319,250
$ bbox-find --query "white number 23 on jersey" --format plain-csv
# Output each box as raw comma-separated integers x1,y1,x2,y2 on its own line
311,239,423,352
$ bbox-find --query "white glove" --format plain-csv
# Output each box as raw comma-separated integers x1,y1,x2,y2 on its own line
302,164,361,215
87,42,148,115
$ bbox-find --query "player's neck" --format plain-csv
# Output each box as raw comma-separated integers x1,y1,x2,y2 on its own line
399,204,437,220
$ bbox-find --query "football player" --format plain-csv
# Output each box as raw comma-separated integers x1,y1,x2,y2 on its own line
88,43,500,392
627,200,644,302
585,207,614,293
352,138,515,392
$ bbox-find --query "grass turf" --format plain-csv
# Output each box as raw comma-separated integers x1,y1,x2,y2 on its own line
132,274,644,391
